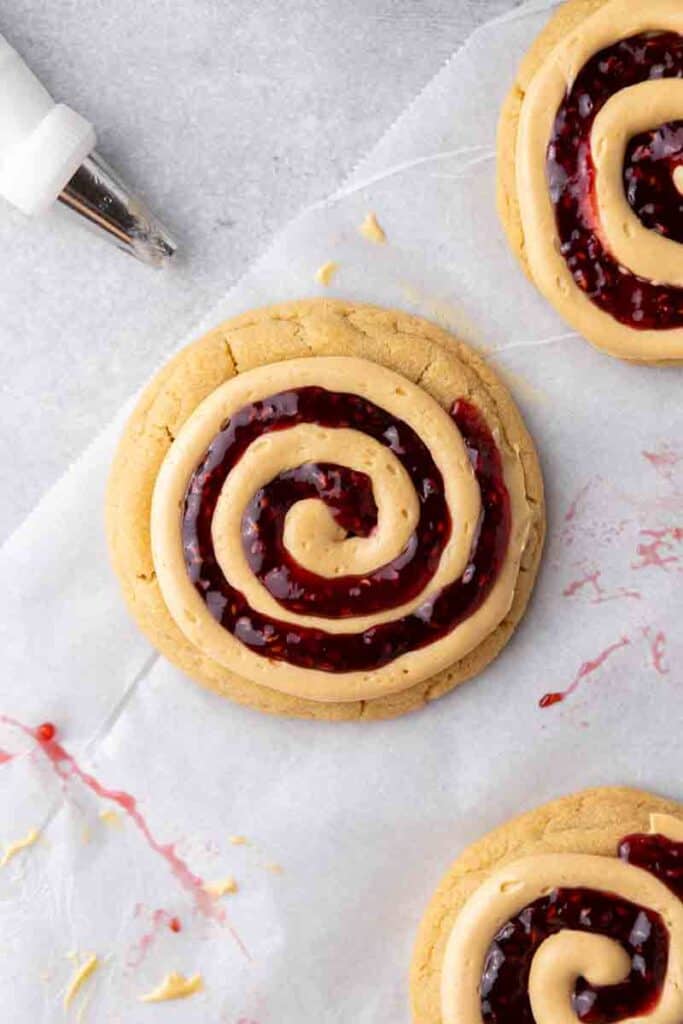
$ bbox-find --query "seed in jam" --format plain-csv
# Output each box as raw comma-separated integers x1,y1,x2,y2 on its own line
548,32,683,330
182,388,510,675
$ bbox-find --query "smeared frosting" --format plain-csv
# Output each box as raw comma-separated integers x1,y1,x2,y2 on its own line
140,971,203,1003
0,827,40,867
64,953,99,1010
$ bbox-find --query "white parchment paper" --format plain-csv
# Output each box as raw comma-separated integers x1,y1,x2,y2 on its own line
1,2,681,1020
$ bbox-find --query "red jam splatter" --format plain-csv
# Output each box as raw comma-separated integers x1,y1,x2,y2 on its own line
128,907,183,968
539,636,630,708
562,567,640,605
548,32,683,330
643,628,670,676
0,749,15,765
642,446,682,482
182,389,510,674
480,832,683,1024
632,527,683,572
0,714,246,954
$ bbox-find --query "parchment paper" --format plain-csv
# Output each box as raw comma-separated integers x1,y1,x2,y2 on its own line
1,2,681,1020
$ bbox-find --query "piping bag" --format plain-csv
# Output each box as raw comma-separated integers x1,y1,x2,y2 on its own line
0,34,176,267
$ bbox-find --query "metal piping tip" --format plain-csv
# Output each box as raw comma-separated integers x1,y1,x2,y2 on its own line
58,150,177,267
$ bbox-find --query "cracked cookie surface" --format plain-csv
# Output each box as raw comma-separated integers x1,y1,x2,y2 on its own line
106,299,544,721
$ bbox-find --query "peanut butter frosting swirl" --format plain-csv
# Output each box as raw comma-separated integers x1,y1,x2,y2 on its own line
150,356,532,704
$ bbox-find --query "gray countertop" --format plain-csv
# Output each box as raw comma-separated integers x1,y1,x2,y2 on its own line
0,0,520,542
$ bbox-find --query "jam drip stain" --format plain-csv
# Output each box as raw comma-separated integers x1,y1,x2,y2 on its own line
643,627,670,676
481,831,683,1024
632,528,683,572
127,906,183,969
642,445,682,482
0,716,246,954
548,32,683,329
182,390,511,675
539,636,630,708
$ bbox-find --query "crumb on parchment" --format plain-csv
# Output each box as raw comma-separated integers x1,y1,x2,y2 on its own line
315,260,339,286
0,827,40,868
64,953,99,1009
359,211,387,244
140,971,204,1003
99,809,123,828
203,874,238,898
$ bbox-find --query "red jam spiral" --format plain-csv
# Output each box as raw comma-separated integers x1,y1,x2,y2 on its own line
182,388,510,674
548,32,683,330
480,833,683,1023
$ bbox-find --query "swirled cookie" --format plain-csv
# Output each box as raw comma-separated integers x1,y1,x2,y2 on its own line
106,300,544,721
411,787,683,1024
498,0,683,363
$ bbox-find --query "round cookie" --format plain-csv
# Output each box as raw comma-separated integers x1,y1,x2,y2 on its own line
106,299,544,721
497,0,683,364
411,786,683,1024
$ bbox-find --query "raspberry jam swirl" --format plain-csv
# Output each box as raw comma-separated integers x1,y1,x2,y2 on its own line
548,31,683,330
181,388,510,674
479,833,683,1024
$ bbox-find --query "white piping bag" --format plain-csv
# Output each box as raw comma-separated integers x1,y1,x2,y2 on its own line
0,34,176,266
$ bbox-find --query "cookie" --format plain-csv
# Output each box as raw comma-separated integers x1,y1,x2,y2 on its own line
411,786,683,1024
106,299,544,721
497,0,683,363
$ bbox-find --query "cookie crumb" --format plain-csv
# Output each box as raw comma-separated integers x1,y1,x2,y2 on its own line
64,953,99,1009
359,212,387,244
315,260,339,286
229,835,248,846
99,809,123,829
203,874,238,898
